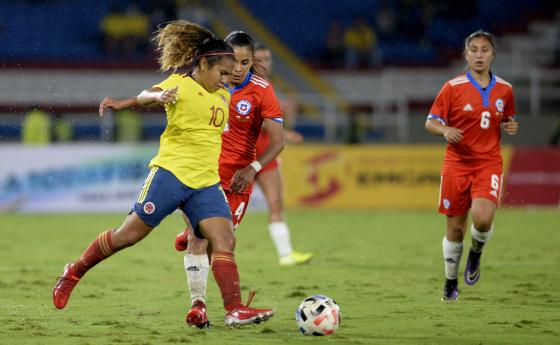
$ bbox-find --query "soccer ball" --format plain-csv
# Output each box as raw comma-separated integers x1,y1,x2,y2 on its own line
295,295,340,336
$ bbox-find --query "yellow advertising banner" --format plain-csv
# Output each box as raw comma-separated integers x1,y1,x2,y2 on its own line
281,145,511,210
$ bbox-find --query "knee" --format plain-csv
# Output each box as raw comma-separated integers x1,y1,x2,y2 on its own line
472,217,493,231
446,218,467,242
471,211,494,231
221,230,236,251
447,225,465,242
210,228,236,252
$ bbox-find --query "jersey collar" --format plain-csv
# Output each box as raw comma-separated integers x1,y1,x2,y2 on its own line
466,70,496,107
227,72,252,95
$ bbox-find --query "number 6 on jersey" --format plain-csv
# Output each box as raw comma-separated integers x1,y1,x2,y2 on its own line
480,111,491,129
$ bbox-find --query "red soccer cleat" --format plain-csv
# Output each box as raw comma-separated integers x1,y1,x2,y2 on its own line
175,229,189,251
224,291,274,328
186,300,210,328
224,305,275,328
53,263,80,309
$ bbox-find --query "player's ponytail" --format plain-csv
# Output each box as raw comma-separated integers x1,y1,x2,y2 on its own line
154,20,233,72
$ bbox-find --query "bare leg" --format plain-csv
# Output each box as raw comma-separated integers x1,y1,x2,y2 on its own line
469,197,496,252
471,198,496,232
111,212,153,248
257,168,313,265
75,212,153,277
198,217,235,253
256,168,284,224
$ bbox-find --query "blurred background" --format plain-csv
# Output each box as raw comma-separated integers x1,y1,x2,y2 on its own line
0,0,559,213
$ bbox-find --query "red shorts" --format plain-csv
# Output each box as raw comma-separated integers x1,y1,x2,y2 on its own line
225,191,251,229
439,168,503,216
255,129,279,174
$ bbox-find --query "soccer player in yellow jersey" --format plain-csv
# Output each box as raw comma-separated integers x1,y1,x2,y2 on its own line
53,21,274,327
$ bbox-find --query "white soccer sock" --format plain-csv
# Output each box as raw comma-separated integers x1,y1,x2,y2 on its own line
471,224,493,253
442,237,463,280
184,254,209,305
268,222,293,258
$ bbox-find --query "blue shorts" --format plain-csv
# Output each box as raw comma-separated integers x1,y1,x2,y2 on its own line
133,167,231,233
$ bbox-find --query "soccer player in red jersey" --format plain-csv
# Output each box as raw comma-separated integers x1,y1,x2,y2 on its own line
174,31,285,328
425,30,518,300
52,21,274,327
253,44,313,266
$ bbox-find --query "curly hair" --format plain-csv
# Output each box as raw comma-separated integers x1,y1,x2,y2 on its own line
153,20,230,72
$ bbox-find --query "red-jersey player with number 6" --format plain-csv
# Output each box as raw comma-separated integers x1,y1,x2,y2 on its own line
425,30,518,301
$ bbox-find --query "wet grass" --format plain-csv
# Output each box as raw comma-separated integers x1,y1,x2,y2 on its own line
0,208,558,344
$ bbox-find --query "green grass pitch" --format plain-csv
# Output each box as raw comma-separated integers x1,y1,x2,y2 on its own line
1,209,559,345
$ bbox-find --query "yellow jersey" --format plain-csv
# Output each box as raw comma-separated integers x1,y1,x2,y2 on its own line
150,74,230,188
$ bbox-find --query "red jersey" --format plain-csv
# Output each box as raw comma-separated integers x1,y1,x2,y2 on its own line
219,72,283,194
428,72,516,175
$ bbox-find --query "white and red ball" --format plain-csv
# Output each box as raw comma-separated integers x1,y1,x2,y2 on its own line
295,295,340,336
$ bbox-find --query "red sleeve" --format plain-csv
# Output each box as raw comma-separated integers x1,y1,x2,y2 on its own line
428,82,452,125
260,85,283,120
503,87,516,121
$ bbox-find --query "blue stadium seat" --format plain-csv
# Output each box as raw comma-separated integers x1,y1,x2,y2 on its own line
0,0,551,65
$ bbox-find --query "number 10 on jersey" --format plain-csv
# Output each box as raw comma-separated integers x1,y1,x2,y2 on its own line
209,106,225,127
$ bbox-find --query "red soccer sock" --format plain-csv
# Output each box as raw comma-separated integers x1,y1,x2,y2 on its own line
73,229,116,278
211,251,242,311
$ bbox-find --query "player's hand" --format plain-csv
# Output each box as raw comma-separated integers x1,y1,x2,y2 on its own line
503,117,518,135
443,127,463,144
99,97,124,116
230,166,258,193
285,130,304,144
155,86,178,104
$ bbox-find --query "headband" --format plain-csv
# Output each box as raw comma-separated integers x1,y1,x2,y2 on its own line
200,52,234,57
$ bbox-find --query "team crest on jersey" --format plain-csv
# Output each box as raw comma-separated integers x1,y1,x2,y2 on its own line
143,202,155,215
236,100,252,116
495,99,504,112
443,199,451,210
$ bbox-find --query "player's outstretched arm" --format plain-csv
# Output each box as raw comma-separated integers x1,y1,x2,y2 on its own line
425,119,463,144
99,87,178,117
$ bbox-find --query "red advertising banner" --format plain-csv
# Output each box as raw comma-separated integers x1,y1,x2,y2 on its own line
503,148,560,206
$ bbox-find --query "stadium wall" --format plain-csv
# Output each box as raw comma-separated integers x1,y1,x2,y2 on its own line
2,144,557,214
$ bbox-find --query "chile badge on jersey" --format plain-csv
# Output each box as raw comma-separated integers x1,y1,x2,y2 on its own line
219,72,283,194
428,71,516,175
